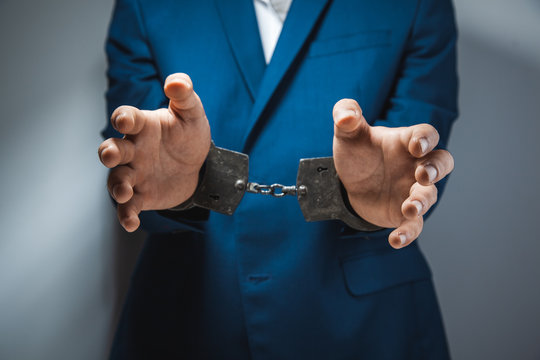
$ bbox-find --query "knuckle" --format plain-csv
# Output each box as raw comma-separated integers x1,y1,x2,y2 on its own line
117,204,128,218
123,140,135,159
108,167,128,185
415,196,427,209
107,174,119,189
114,141,124,159
424,188,437,204
116,138,132,158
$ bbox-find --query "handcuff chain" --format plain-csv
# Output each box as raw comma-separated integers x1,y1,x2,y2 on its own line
246,182,298,197
174,142,378,230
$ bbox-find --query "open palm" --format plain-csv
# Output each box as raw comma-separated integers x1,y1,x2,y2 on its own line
98,74,211,231
333,99,454,248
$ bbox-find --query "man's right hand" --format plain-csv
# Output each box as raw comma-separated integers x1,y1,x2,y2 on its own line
98,73,211,232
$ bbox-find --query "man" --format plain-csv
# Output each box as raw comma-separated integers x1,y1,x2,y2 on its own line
99,0,457,358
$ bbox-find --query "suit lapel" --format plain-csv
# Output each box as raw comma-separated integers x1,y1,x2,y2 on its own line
241,0,331,152
214,0,266,101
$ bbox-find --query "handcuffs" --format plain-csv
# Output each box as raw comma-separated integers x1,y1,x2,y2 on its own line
169,143,382,231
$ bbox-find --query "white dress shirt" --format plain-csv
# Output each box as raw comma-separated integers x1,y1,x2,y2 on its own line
253,0,293,64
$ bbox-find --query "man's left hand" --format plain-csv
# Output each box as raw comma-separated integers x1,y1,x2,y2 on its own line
332,99,454,248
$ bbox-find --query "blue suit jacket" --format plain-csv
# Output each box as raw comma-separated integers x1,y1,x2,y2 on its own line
104,0,458,358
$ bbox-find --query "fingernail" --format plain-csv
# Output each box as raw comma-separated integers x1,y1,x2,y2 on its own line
419,138,428,154
412,200,423,215
112,185,120,199
114,113,126,130
338,109,357,121
99,146,109,162
399,234,407,245
336,109,359,132
425,164,437,183
172,75,189,87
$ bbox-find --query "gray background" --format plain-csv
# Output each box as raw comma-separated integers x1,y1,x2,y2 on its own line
0,0,539,359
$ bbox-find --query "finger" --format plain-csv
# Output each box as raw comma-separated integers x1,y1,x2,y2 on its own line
401,182,438,219
415,149,455,185
98,137,135,168
405,123,440,158
388,216,424,249
107,166,136,204
117,194,143,232
111,105,146,135
164,73,206,122
332,99,369,139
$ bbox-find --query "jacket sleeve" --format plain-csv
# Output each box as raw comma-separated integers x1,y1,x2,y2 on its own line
372,0,459,218
103,0,208,233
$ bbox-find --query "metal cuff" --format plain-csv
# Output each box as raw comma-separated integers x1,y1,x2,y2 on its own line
296,157,382,231
169,142,248,215
170,143,382,231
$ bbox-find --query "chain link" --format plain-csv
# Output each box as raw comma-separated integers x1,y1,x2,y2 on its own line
246,182,298,197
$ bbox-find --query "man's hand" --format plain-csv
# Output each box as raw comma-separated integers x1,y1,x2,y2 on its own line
332,99,454,249
98,73,211,232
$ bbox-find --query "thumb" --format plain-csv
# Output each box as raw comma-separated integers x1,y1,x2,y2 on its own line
332,99,369,139
164,73,206,122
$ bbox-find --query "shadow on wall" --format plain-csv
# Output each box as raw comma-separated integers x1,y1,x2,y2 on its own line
421,29,540,360
105,215,145,352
